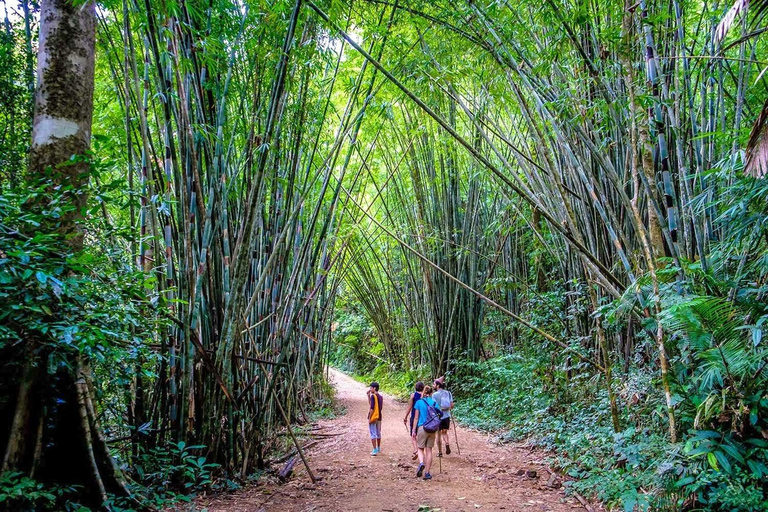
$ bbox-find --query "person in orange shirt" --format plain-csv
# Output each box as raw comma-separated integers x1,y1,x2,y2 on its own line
367,382,383,455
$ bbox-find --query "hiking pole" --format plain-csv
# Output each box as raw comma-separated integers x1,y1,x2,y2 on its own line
436,433,442,474
436,428,443,474
452,416,461,455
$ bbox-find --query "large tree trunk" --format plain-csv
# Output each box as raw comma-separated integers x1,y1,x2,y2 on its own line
0,0,133,506
28,0,94,246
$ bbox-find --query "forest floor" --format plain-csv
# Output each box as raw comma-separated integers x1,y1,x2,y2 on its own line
197,369,598,512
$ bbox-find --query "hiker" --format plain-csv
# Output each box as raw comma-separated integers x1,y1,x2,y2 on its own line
411,385,441,480
432,377,454,455
402,381,425,461
367,382,383,455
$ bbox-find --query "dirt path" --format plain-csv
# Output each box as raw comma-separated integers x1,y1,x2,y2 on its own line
199,369,594,511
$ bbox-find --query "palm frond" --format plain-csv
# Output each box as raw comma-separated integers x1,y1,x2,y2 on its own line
716,0,750,44
717,1,768,179
745,98,768,179
698,337,756,388
659,295,746,349
715,0,768,43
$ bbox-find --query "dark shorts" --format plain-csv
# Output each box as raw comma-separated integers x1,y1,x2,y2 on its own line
439,417,451,431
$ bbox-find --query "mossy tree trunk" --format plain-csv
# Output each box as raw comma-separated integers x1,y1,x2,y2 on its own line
0,0,132,506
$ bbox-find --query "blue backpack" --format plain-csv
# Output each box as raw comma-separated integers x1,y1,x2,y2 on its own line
420,398,443,433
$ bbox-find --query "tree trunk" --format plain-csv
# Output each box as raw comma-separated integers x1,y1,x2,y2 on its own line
1,0,133,506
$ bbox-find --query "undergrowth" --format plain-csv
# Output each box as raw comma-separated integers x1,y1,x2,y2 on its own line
451,354,671,510
450,354,768,511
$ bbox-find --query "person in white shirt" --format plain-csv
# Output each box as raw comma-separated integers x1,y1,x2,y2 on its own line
431,377,454,455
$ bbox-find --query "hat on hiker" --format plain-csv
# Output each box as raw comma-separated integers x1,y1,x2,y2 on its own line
434,376,445,387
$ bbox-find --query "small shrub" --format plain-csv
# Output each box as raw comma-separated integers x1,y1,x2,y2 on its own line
0,471,81,511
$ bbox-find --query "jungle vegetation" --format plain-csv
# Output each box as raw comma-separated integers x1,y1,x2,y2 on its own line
1,0,767,509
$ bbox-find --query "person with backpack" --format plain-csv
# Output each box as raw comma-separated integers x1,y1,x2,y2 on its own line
367,382,383,456
402,381,424,461
411,385,442,480
432,377,454,455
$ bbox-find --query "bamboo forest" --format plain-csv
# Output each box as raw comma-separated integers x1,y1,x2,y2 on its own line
1,0,768,509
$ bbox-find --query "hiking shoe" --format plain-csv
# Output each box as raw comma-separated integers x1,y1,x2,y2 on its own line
446,444,451,455
423,472,432,480
371,448,378,456
416,463,425,477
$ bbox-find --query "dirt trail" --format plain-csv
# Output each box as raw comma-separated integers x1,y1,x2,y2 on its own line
199,369,595,511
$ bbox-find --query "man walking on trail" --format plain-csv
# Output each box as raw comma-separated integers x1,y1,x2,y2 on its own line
432,377,454,455
367,382,383,455
412,385,438,480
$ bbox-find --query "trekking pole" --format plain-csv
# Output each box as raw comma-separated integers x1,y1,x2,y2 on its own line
437,431,442,474
452,416,461,455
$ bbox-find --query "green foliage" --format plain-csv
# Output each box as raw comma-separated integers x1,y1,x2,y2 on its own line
304,371,340,421
0,175,175,507
677,431,768,510
679,468,767,511
335,357,427,401
329,303,377,374
0,175,164,400
448,352,768,511
330,300,430,397
362,363,426,400
0,7,34,186
0,471,81,512
451,355,551,433
124,441,223,508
